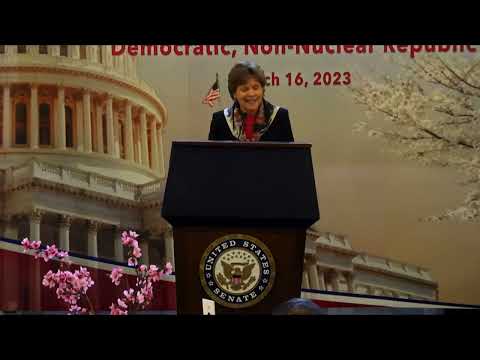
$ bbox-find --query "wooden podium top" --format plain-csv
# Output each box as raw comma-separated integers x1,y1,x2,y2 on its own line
170,140,312,149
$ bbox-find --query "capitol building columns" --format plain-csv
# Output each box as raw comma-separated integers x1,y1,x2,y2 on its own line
317,268,327,290
106,95,115,157
75,95,84,152
307,262,321,290
328,270,341,292
140,108,149,167
1,85,165,175
2,85,11,148
1,215,18,240
345,272,356,293
302,270,310,289
164,226,175,269
49,45,60,57
301,231,439,301
71,45,80,60
1,207,155,264
150,118,160,172
29,210,42,243
58,215,71,252
139,241,150,265
304,259,329,291
157,126,165,176
113,226,124,263
86,45,96,62
56,86,66,150
29,84,39,149
83,90,92,153
87,221,99,258
95,100,104,153
124,101,134,162
114,110,121,158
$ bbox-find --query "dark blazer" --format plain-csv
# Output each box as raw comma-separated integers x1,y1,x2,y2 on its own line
208,107,294,142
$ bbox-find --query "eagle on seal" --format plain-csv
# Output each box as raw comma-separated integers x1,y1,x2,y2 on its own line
218,261,256,291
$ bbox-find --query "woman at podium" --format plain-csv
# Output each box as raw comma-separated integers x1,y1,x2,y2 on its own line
208,61,295,142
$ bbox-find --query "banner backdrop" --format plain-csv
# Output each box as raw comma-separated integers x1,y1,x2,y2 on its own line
135,45,480,305
1,45,479,308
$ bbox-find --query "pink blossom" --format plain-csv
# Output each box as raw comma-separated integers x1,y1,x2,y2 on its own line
164,262,173,275
78,267,88,275
109,267,124,286
40,252,50,262
123,288,135,302
148,265,160,281
57,271,68,283
132,246,142,258
67,295,79,305
148,265,159,273
140,281,154,303
42,271,56,288
110,303,128,315
69,305,87,314
121,230,139,247
136,291,145,304
72,277,86,292
128,257,138,267
117,298,128,309
35,244,59,262
21,238,42,252
71,270,88,293
32,229,168,315
21,238,31,252
68,305,79,313
121,236,132,246
57,251,69,258
75,267,94,291
45,244,59,258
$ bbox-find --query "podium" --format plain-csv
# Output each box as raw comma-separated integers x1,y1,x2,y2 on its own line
162,141,319,314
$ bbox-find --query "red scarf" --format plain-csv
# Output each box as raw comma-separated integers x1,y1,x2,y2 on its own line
244,114,256,140
231,100,273,142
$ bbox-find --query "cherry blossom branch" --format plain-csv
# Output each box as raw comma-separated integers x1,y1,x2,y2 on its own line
21,239,95,315
438,57,480,92
108,230,172,315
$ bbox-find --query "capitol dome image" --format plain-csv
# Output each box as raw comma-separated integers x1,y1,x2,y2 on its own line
0,45,174,267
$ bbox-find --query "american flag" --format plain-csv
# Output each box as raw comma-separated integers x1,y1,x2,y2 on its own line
202,73,220,107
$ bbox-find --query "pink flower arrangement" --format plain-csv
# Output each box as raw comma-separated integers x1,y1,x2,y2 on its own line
21,238,94,314
22,229,172,315
109,268,124,286
107,231,172,315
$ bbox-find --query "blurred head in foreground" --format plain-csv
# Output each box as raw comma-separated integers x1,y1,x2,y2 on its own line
272,298,323,315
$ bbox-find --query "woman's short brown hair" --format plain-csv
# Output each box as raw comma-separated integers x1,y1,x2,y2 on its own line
228,61,267,99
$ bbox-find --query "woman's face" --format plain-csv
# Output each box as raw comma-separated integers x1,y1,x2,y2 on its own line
233,76,264,114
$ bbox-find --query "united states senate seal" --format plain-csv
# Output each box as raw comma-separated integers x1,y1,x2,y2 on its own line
199,234,276,309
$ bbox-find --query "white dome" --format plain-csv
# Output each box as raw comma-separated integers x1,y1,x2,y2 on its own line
0,45,167,184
